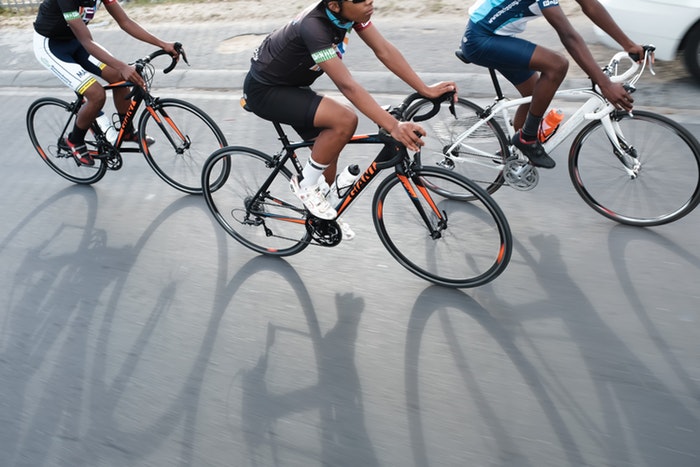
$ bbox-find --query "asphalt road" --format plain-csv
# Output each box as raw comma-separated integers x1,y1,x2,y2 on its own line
1,15,700,467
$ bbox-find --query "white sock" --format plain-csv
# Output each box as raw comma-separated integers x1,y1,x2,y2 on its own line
300,158,329,189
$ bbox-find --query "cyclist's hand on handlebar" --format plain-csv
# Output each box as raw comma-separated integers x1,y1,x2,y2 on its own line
423,81,458,101
161,41,181,62
118,63,145,89
600,81,634,112
391,121,426,152
626,44,649,64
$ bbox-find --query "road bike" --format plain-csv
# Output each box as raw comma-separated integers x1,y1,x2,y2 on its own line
201,94,513,288
26,43,229,194
406,46,700,226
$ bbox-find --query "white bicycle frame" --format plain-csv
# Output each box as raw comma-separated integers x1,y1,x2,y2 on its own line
444,51,652,178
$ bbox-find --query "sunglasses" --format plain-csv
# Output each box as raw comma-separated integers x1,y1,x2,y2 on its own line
345,0,368,3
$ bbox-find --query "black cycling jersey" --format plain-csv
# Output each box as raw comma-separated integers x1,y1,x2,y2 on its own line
249,1,370,87
33,0,111,40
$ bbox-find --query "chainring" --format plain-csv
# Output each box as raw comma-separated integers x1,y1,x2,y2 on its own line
503,156,539,191
305,217,342,247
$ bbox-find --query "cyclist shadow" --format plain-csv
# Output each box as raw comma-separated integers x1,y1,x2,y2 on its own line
405,228,699,465
220,256,379,467
606,224,700,403
404,285,583,467
0,186,221,466
0,185,124,465
491,233,697,464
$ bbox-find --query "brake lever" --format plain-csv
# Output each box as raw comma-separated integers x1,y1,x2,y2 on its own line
176,42,189,66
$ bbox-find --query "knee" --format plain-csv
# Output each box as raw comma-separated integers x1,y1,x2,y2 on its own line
333,105,358,140
551,54,569,81
84,85,107,108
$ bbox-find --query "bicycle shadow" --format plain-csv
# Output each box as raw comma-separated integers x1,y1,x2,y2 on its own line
501,233,697,464
606,224,700,405
404,285,584,467
217,256,380,467
404,229,699,466
0,185,108,466
0,186,228,466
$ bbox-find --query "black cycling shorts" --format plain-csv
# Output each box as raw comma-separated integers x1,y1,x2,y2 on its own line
243,72,323,141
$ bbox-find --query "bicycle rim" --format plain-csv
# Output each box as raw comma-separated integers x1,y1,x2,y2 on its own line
140,98,228,194
202,146,310,256
26,97,107,184
372,167,512,288
570,110,700,226
406,97,508,197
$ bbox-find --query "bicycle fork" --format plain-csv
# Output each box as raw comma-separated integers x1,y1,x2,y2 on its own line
598,111,641,178
144,101,191,153
396,171,448,239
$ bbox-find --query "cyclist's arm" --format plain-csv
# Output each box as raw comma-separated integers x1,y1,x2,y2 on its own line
542,5,632,110
576,0,644,59
318,57,425,151
103,1,179,58
356,24,457,100
65,16,145,87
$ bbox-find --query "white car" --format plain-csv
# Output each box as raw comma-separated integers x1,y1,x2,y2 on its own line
593,0,700,82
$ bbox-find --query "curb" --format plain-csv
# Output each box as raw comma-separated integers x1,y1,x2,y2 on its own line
3,69,699,121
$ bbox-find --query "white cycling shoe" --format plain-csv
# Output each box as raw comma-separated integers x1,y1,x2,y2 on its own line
316,177,355,240
290,175,337,220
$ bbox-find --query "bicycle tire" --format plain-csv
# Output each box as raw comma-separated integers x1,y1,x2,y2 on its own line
139,98,229,194
202,146,311,257
405,97,509,196
569,110,700,226
26,97,107,184
372,166,512,288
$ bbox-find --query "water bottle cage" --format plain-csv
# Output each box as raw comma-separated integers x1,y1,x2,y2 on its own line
538,124,560,143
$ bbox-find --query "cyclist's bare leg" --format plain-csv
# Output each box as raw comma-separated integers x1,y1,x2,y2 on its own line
101,66,130,118
311,96,358,183
512,46,568,129
76,81,107,131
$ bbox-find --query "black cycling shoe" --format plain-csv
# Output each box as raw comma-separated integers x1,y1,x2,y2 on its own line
511,130,555,169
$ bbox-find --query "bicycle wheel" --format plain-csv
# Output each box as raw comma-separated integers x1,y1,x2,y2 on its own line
569,110,700,226
139,98,228,194
372,166,512,288
202,146,311,256
405,97,509,196
26,97,107,184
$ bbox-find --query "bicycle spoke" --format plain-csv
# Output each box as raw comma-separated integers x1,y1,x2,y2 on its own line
141,98,228,194
202,146,310,256
570,110,700,226
27,98,107,184
373,167,511,288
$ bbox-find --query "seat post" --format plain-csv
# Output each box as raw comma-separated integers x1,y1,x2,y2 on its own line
489,68,505,100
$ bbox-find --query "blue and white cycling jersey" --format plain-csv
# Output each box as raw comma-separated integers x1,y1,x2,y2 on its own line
468,0,560,36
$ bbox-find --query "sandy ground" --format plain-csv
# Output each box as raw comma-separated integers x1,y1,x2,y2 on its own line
0,0,582,27
0,0,686,81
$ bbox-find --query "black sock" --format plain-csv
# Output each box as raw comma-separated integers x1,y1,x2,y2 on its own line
521,112,542,142
69,124,89,145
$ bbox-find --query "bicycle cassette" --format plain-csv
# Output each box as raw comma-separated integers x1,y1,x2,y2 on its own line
504,156,539,191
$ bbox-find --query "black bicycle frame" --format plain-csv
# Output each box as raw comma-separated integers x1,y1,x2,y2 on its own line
247,121,447,236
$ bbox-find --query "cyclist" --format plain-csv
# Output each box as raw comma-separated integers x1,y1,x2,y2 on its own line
243,0,457,229
460,0,645,169
33,0,179,167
